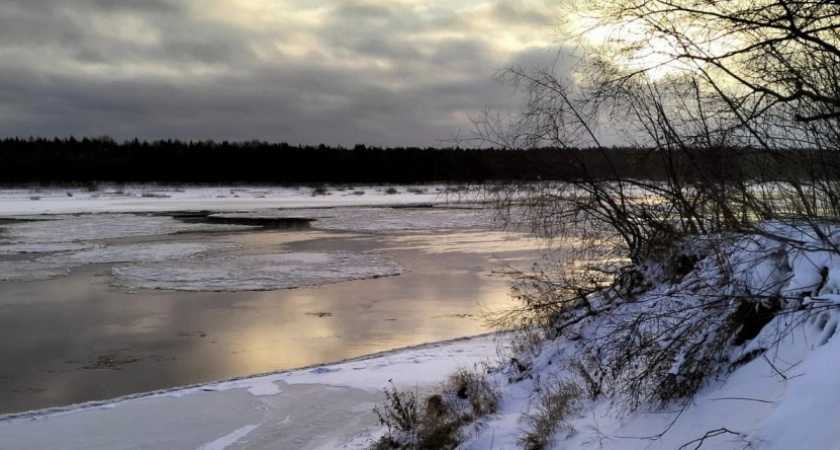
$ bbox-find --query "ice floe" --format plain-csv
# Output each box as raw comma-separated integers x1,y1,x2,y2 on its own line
0,260,71,282
0,214,251,247
0,242,240,282
40,242,240,265
0,242,99,255
112,252,403,291
212,206,495,232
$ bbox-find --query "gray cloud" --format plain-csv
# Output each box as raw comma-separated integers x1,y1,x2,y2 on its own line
0,0,569,147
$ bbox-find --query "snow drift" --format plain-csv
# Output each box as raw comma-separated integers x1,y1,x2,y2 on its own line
454,223,840,450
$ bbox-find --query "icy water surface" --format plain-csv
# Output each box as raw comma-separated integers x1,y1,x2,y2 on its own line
0,221,544,414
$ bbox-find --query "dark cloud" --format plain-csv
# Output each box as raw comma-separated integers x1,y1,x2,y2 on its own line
490,0,556,27
1,0,182,13
0,0,570,147
332,1,396,21
87,0,183,13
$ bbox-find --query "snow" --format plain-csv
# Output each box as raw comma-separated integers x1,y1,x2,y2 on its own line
213,380,283,397
0,334,504,450
755,321,840,450
111,252,403,292
446,226,840,450
196,425,259,450
0,185,451,216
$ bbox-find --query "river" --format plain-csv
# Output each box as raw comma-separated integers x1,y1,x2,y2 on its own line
0,213,543,414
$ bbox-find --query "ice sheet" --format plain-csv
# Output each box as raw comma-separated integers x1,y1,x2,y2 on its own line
0,214,251,245
112,252,403,291
40,242,240,265
0,242,240,282
213,206,495,232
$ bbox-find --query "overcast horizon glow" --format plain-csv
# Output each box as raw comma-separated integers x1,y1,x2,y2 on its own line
0,0,569,147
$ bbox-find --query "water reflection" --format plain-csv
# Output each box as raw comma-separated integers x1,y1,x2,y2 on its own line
0,229,542,414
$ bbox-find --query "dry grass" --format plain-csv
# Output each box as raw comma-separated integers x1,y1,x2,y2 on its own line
518,381,583,450
369,369,499,450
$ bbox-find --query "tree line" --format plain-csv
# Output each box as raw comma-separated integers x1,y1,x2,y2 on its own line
0,137,829,185
0,137,653,184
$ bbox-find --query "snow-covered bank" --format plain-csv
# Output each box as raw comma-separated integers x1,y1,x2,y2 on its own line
444,226,840,450
0,334,506,450
0,185,451,216
458,315,824,450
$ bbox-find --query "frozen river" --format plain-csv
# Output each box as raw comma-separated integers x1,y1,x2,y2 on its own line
0,186,543,414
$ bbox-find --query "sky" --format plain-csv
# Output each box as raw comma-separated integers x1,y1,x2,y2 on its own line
0,0,565,147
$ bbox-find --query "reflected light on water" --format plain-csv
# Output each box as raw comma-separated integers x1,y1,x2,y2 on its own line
0,228,538,413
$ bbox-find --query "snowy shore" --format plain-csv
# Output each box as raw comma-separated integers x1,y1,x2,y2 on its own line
0,185,453,216
0,334,506,450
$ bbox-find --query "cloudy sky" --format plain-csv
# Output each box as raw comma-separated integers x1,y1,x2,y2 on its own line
0,0,565,147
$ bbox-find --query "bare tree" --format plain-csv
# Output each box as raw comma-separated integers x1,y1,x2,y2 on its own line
478,0,840,414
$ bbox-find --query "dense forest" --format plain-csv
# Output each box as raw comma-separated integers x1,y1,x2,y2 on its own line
0,137,822,184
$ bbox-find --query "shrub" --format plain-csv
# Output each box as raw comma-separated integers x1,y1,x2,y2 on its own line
445,368,499,418
385,187,399,195
519,381,583,450
374,383,419,437
311,185,329,196
369,370,499,450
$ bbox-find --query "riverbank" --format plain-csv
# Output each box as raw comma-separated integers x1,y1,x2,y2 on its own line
0,185,452,216
0,333,506,450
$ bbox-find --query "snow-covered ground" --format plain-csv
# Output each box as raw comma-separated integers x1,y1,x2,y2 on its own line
454,308,837,450
0,334,506,450
447,226,840,450
0,185,452,216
